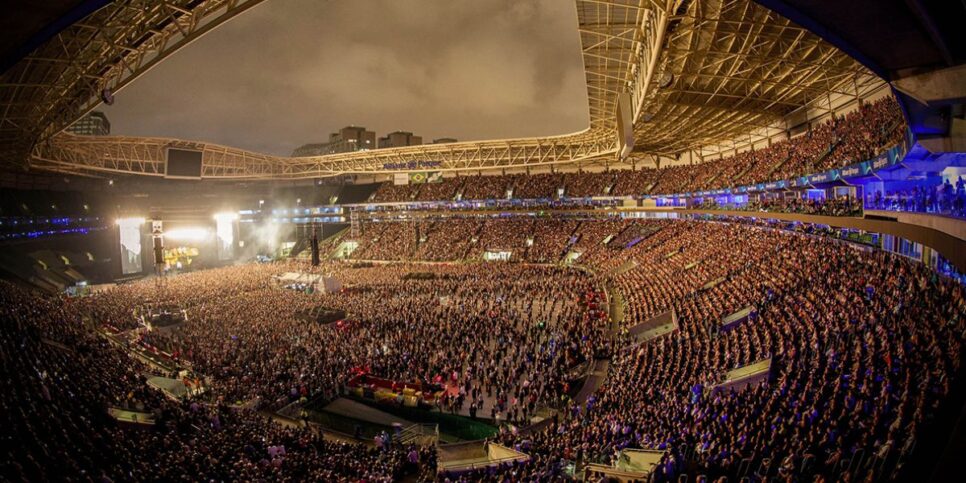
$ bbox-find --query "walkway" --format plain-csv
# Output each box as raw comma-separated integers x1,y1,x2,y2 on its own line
572,280,623,403
323,397,417,427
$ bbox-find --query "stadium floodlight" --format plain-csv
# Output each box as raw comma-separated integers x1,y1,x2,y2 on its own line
164,227,210,241
213,212,239,221
115,217,145,226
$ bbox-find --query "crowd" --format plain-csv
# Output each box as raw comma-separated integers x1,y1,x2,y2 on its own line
696,195,863,217
371,182,419,203
824,97,906,170
373,179,468,203
413,219,481,261
526,219,578,263
511,173,564,200
366,97,905,202
460,175,509,201
490,221,964,482
91,260,611,422
351,221,418,260
769,122,837,182
609,169,660,197
565,171,615,198
4,213,963,482
0,279,427,482
867,178,966,218
349,217,654,266
746,195,862,216
465,218,534,259
568,218,631,264
599,222,792,331
416,177,464,202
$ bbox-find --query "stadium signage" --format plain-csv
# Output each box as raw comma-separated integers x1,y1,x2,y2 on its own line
872,154,890,170
382,161,443,170
807,170,840,184
840,161,872,178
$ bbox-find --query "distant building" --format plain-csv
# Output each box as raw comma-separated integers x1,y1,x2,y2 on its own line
329,126,376,152
432,138,458,144
291,125,376,157
378,131,422,149
67,111,110,136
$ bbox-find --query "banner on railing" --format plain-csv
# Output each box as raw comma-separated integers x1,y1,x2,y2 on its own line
409,171,443,184
840,161,872,179
807,170,840,184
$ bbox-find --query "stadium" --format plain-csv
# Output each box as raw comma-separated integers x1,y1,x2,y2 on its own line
1,0,965,481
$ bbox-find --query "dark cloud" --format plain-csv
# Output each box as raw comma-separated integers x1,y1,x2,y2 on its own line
101,0,589,156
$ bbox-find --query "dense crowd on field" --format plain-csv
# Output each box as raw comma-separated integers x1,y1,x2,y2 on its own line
74,262,609,417
3,215,963,482
368,97,905,203
0,279,431,482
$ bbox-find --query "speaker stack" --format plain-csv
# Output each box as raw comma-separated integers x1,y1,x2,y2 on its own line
310,225,321,267
151,221,164,266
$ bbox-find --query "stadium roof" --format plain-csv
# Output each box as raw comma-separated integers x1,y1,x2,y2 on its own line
631,0,874,155
0,0,267,172
2,0,889,178
755,0,966,145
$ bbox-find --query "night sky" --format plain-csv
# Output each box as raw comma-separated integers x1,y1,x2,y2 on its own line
101,0,589,156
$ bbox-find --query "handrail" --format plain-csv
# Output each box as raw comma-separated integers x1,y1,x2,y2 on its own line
438,454,530,472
